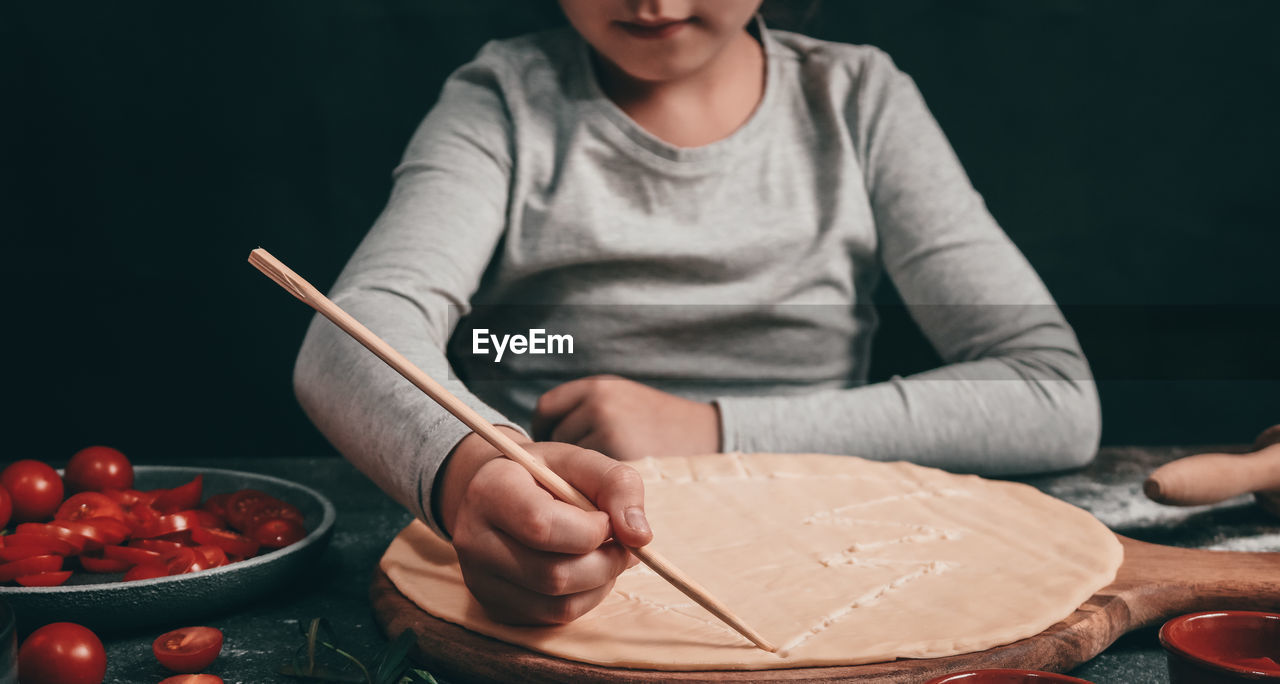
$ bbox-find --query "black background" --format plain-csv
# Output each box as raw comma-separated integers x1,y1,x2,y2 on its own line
5,1,1277,464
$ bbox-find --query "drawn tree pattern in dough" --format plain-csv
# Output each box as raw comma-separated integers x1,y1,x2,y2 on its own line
618,460,971,653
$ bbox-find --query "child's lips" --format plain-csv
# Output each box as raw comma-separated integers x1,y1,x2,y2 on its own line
616,18,693,40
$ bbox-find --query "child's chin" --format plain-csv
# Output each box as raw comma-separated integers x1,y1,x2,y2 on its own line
610,48,715,84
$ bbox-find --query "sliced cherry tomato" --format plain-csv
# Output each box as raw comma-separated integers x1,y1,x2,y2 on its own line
0,554,63,582
0,534,76,557
55,492,127,523
49,520,114,551
124,562,170,581
201,492,231,519
192,510,226,530
250,518,307,549
85,516,131,542
0,546,52,562
103,544,163,566
129,501,162,531
160,547,199,574
65,445,134,493
128,538,186,553
153,625,224,673
103,488,146,506
191,526,260,558
134,511,201,539
0,483,11,529
14,523,89,553
0,460,64,522
159,675,224,684
78,552,132,573
225,489,276,531
194,545,227,568
152,476,203,515
154,530,197,546
15,570,72,587
244,500,304,533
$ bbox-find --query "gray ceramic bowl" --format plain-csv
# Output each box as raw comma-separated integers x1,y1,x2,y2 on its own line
0,466,335,634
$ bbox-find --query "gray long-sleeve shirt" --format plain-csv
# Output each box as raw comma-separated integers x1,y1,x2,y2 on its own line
293,21,1101,537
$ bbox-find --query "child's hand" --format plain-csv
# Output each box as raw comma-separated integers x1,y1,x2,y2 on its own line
530,375,721,460
438,432,653,625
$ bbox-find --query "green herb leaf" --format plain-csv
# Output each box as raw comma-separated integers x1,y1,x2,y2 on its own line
278,618,436,684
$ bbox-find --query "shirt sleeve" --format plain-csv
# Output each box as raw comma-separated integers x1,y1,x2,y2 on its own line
714,47,1101,475
293,43,526,537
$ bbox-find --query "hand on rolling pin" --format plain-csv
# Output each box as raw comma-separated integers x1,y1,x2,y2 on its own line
437,426,654,625
531,375,720,460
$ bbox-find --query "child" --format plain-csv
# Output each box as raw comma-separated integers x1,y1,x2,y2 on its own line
294,0,1100,626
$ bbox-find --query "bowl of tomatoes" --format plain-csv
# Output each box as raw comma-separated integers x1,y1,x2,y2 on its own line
0,448,335,633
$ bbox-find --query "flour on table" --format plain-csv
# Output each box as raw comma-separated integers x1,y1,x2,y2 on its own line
380,453,1123,670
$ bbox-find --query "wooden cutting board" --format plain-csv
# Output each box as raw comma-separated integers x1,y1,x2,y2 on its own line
370,535,1280,683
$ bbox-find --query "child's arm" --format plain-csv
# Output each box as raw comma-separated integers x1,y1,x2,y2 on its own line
712,49,1100,475
292,46,651,623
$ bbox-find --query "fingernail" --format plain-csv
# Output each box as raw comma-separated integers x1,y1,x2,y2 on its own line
624,506,650,535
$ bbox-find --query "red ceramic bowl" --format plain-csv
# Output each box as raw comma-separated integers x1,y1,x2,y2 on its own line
1160,611,1280,683
924,669,1093,683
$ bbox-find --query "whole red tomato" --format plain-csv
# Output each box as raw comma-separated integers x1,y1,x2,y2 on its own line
65,445,134,493
0,483,12,529
17,622,107,684
1,460,64,523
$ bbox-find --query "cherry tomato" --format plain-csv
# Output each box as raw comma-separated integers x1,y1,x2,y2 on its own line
55,492,127,523
250,518,307,549
201,492,231,519
123,562,169,581
0,483,11,529
85,516,131,540
1,460,64,523
192,509,227,530
64,445,134,493
103,488,147,506
103,544,163,566
48,520,114,551
0,546,50,562
128,538,185,553
16,570,72,586
152,476,203,515
78,553,133,574
15,523,89,553
134,511,202,539
152,626,223,673
191,526,259,558
159,675,224,684
161,547,199,574
0,533,76,557
0,554,63,582
194,545,228,568
243,500,304,533
17,622,107,684
224,489,276,531
128,501,162,532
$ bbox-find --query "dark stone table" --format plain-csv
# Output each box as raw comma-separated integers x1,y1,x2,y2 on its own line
91,446,1274,684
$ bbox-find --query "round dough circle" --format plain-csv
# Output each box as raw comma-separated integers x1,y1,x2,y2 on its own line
381,453,1123,671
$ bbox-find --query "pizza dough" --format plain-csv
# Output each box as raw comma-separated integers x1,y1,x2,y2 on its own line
380,453,1123,670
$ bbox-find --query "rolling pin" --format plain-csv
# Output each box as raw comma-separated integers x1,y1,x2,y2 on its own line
1144,424,1280,514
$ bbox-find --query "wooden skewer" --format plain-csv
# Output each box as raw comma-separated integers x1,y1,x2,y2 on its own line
248,247,777,653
